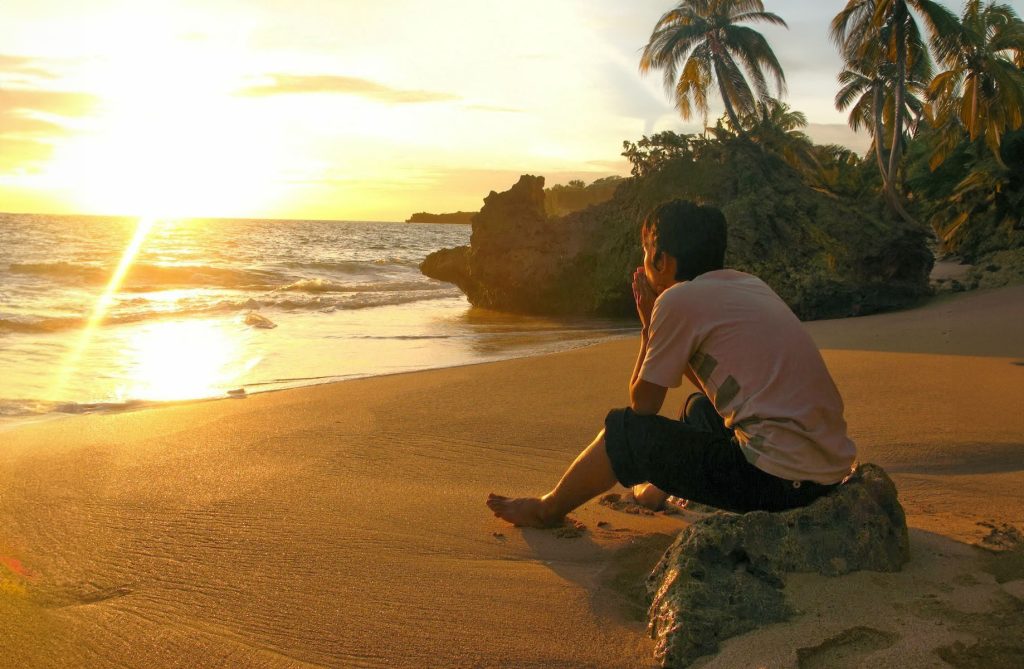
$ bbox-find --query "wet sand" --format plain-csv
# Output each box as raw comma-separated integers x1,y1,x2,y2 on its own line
2,285,1022,668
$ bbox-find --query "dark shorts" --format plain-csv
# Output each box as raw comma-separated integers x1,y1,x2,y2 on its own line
603,394,837,513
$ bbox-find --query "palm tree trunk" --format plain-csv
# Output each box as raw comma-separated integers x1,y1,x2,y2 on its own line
876,15,921,226
873,80,919,226
720,91,748,139
887,21,906,187
970,75,979,140
872,83,890,183
712,57,750,141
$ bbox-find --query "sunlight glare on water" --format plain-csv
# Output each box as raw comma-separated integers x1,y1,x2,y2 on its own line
0,214,629,421
117,319,260,402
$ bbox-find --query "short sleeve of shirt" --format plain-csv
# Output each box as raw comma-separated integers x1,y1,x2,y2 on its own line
638,287,700,388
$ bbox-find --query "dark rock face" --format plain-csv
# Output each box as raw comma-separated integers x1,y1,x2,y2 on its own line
420,145,934,320
646,463,909,668
418,245,470,286
421,174,620,313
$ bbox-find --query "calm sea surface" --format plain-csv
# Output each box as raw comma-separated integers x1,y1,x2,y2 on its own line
0,214,630,422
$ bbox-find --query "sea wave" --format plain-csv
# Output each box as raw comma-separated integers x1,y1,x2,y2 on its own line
277,277,443,293
284,258,421,272
0,398,62,417
273,290,457,312
0,287,462,334
0,397,173,418
8,261,281,291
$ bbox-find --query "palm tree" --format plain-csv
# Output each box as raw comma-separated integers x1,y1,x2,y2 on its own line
835,56,928,206
737,98,817,169
640,0,788,136
926,0,1024,167
810,144,867,194
831,0,959,220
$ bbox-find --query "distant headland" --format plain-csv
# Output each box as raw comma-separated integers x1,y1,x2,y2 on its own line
405,211,476,224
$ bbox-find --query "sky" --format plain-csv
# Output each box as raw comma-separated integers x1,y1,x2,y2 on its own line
0,0,1017,221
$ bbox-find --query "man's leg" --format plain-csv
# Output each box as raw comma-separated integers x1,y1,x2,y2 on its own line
487,429,618,528
632,393,730,509
681,392,731,439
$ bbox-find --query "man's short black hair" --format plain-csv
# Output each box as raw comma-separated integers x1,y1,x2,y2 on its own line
643,200,727,281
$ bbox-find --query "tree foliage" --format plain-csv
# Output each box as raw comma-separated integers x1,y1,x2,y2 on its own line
926,0,1024,167
544,177,625,217
639,0,788,133
628,0,1024,259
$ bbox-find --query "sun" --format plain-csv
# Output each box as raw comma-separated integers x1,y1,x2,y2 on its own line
44,14,284,219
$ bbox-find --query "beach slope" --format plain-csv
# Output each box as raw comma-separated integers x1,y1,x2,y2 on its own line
2,286,1023,668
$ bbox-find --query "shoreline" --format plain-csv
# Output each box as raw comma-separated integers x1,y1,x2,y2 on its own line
1,284,1022,667
0,328,636,432
5,281,1021,431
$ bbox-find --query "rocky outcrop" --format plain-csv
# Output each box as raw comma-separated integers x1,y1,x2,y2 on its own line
418,245,470,286
432,175,601,313
646,463,909,668
420,143,934,320
421,174,636,314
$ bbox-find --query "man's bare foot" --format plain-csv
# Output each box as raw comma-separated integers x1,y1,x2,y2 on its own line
631,483,670,511
666,495,690,510
486,493,564,528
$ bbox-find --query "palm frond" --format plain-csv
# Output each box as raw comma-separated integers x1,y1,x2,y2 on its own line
717,52,757,113
730,11,788,29
723,24,787,96
913,0,964,64
639,0,788,128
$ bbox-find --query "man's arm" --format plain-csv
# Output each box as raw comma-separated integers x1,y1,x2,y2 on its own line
629,272,668,416
631,374,668,415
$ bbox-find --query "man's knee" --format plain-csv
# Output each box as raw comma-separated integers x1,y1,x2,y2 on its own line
682,392,714,421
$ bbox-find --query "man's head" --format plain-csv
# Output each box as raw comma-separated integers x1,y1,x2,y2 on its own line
641,200,727,288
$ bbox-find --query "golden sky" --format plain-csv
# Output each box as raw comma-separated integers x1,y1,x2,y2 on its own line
0,0,951,221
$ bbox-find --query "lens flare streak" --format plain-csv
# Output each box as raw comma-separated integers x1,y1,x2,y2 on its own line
49,217,157,401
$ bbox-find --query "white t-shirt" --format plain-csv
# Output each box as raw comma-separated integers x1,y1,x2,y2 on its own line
639,269,856,484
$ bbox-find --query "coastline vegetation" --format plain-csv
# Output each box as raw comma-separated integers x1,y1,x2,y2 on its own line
421,0,1023,316
407,177,627,223
633,0,1023,264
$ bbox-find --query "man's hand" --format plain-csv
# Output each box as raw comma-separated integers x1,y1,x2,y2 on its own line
632,266,655,331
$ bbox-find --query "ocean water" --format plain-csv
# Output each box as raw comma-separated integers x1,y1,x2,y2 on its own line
0,214,631,423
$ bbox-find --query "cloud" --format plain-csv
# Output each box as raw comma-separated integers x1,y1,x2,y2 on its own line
0,137,56,172
0,87,99,173
805,123,871,155
0,114,66,134
465,104,524,114
239,74,459,104
0,54,59,80
0,88,98,118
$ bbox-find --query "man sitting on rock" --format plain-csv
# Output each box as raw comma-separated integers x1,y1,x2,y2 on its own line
487,199,856,526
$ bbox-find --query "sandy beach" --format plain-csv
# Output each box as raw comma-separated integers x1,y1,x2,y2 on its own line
2,284,1023,668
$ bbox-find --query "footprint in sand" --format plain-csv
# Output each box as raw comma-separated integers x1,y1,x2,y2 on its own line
553,518,586,539
796,627,899,668
598,493,656,516
34,582,134,609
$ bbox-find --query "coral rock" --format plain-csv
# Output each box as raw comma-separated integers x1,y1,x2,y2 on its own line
646,463,909,667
